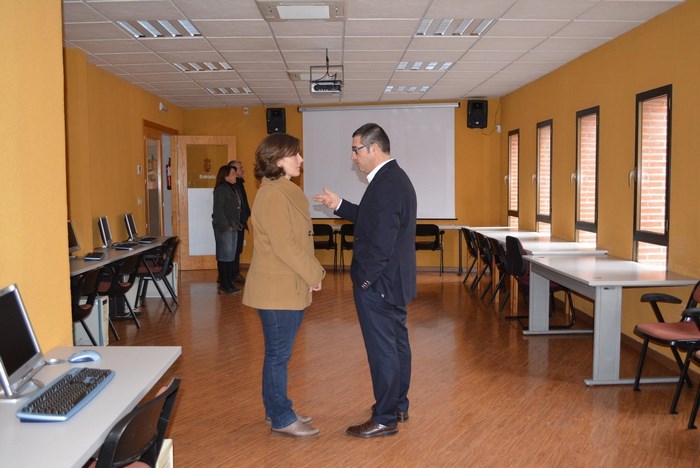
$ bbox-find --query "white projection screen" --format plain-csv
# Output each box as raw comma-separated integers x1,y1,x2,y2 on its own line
301,105,456,219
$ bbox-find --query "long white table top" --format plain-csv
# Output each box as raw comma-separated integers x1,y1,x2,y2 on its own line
0,345,181,468
526,254,696,287
474,229,607,256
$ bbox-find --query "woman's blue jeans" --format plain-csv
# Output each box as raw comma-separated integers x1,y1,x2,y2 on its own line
258,309,304,429
214,228,237,262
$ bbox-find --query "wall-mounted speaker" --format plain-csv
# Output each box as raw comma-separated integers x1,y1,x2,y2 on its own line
266,108,286,134
467,100,488,129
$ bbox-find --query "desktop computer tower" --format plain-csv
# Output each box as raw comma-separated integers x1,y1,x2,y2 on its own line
73,296,109,346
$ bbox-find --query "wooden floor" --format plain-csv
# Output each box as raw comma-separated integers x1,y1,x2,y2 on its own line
112,269,700,467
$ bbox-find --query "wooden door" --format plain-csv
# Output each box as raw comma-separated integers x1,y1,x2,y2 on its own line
175,135,237,270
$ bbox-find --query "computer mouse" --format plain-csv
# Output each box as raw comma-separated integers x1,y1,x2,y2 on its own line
68,350,102,363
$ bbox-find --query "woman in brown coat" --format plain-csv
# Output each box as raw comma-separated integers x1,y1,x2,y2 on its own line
242,133,325,438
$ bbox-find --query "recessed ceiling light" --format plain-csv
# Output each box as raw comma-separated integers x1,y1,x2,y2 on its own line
453,19,474,36
416,19,432,36
397,62,408,70
435,19,453,36
256,1,346,21
439,62,453,71
137,20,162,38
158,20,181,37
425,62,438,71
472,19,495,36
411,62,423,70
117,21,144,38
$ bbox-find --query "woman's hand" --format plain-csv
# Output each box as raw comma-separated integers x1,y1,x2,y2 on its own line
309,282,322,292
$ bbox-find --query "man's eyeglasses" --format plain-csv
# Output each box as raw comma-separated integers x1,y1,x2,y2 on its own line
351,145,366,154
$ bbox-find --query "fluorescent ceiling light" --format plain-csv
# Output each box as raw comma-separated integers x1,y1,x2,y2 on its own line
137,20,162,38
178,20,201,37
416,19,432,35
439,62,452,71
256,1,346,21
278,5,329,19
158,20,181,37
397,61,408,70
435,19,453,36
453,19,474,36
420,86,429,92
472,19,495,36
425,62,438,70
411,62,423,70
117,20,144,38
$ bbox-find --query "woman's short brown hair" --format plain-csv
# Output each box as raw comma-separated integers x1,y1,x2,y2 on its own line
254,133,300,180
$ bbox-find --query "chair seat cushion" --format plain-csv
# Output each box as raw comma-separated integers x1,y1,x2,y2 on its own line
635,321,700,342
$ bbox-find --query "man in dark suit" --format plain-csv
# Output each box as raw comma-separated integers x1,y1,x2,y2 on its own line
313,123,417,438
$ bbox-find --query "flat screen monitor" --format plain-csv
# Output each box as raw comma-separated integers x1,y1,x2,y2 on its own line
98,216,113,248
0,284,45,399
68,219,80,254
124,213,138,241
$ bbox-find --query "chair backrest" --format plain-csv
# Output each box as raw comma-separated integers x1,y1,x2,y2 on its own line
415,224,441,250
340,224,354,250
71,268,102,322
473,231,492,265
462,228,478,258
487,237,508,275
100,254,143,296
505,236,528,278
95,378,181,468
312,224,335,248
160,237,179,277
687,280,700,309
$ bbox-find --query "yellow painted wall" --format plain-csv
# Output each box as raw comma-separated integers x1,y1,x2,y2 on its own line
0,1,71,350
500,1,700,344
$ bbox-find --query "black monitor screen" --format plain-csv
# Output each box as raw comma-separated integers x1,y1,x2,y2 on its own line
124,213,137,240
68,220,80,253
0,284,44,398
98,216,113,247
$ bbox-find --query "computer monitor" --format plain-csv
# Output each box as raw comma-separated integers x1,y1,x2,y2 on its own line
68,220,81,254
124,213,138,241
0,284,46,399
98,216,113,248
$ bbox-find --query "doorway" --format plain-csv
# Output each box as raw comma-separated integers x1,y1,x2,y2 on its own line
175,135,237,270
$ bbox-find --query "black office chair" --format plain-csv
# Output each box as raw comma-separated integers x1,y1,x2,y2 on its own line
312,224,337,272
339,223,354,271
461,228,478,283
487,237,510,311
505,235,576,328
90,378,181,468
470,231,492,291
415,224,444,275
135,237,179,315
70,267,103,346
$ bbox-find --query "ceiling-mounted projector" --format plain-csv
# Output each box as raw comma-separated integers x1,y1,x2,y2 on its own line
311,80,342,93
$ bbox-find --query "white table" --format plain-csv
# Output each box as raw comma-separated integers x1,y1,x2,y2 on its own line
525,255,696,385
438,224,466,275
0,345,181,467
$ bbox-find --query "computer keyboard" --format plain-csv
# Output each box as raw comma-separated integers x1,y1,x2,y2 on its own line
84,251,105,261
113,241,138,250
138,236,157,244
17,367,115,422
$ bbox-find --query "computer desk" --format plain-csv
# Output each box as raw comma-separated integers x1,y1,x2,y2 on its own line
69,237,169,277
524,255,696,386
0,345,181,468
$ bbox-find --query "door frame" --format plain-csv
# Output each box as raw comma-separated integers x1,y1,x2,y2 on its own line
176,135,237,270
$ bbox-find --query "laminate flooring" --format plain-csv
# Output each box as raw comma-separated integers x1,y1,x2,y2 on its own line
111,270,700,467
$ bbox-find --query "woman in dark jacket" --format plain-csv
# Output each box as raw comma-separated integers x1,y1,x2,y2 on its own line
212,164,242,294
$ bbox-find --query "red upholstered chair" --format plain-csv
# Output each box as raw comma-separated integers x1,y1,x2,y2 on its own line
632,280,700,392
